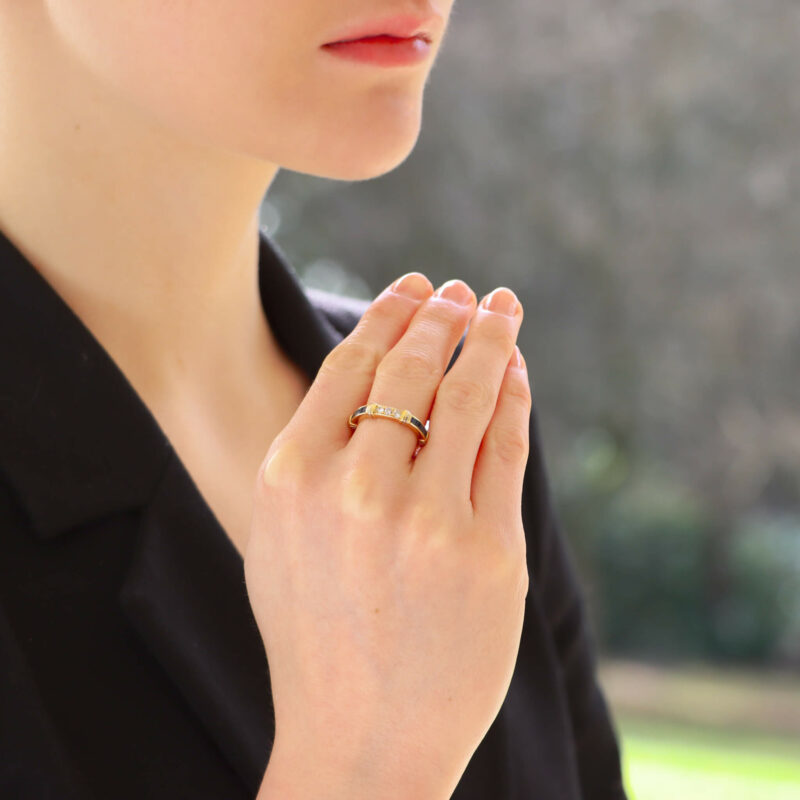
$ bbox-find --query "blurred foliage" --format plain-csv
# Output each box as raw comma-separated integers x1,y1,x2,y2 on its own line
712,512,800,662
560,447,712,660
262,1,800,667
558,434,800,666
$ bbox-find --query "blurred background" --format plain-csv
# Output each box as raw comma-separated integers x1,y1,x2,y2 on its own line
262,2,800,797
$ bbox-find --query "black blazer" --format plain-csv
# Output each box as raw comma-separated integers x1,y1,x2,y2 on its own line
0,225,627,799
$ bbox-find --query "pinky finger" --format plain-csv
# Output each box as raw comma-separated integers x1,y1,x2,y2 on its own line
470,347,532,546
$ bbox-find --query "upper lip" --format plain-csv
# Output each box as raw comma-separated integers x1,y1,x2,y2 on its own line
322,12,442,45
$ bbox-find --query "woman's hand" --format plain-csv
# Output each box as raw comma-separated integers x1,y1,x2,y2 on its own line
245,273,530,800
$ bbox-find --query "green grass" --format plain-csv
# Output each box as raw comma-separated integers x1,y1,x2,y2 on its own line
618,715,800,800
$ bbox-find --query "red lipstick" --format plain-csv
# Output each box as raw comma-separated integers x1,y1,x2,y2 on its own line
322,35,431,67
321,13,439,67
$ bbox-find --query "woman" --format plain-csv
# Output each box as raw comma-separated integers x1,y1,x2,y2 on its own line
0,2,626,798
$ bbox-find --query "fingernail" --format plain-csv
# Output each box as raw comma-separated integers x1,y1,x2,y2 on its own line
512,345,525,369
390,272,432,300
481,287,519,316
433,279,474,306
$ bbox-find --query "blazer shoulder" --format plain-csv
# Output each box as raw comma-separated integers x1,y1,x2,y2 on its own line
305,286,371,339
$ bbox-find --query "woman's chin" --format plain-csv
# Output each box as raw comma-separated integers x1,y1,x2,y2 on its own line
322,146,418,181
275,127,422,182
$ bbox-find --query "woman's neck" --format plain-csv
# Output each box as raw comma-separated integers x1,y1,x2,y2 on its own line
0,2,283,409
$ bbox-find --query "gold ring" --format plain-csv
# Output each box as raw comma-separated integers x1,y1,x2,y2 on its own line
348,402,429,447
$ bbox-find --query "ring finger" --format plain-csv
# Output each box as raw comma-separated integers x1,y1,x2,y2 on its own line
346,278,477,468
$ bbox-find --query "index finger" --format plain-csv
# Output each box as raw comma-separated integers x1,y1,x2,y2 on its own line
282,273,434,454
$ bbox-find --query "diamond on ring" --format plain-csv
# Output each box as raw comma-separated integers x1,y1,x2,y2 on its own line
348,402,429,448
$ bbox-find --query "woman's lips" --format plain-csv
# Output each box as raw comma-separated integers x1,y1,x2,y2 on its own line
320,34,432,67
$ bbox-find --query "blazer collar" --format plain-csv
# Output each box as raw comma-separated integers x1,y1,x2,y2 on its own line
0,224,344,794
0,224,341,540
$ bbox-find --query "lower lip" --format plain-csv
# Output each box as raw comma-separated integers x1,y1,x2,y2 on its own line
321,35,431,67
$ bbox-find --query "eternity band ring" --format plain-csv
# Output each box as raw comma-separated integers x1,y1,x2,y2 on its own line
347,402,430,447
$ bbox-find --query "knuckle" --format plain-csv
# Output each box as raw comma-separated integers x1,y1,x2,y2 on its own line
440,375,495,416
475,536,517,578
504,371,532,407
403,501,448,535
338,456,394,523
522,562,531,594
321,337,381,379
425,300,467,324
514,560,531,602
367,293,406,323
255,437,310,498
490,424,530,465
379,346,438,384
492,542,530,595
479,317,518,351
401,501,460,549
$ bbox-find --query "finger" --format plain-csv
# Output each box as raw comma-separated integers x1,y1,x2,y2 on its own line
412,287,523,496
346,279,477,467
470,347,531,541
281,272,434,454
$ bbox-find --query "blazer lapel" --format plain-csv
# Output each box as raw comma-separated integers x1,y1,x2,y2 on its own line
0,222,347,794
115,231,349,794
118,447,274,793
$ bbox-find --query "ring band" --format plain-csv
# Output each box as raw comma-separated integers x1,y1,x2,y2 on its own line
348,402,429,447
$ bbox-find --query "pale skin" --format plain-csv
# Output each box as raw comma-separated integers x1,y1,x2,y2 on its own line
0,0,455,556
0,2,532,797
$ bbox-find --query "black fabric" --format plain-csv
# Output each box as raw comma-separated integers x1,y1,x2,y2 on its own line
0,223,627,799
